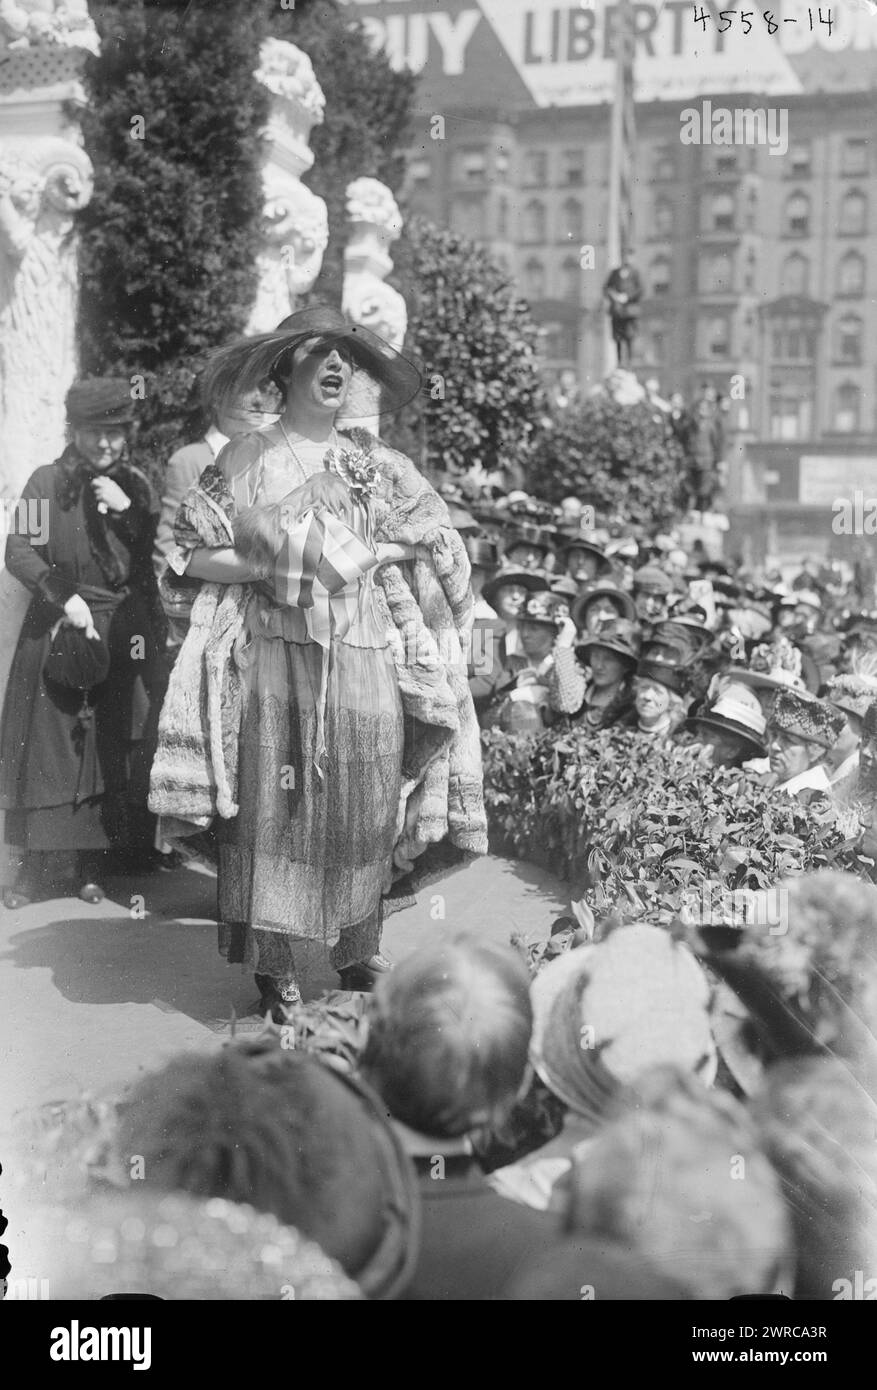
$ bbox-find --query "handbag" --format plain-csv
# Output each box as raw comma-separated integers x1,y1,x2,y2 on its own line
43,584,128,691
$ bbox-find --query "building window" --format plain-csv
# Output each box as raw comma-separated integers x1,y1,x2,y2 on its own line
837,314,863,364
789,143,812,177
453,147,487,183
709,192,735,232
701,251,734,294
784,192,810,236
834,382,861,433
781,252,809,296
839,189,867,236
703,315,730,358
560,197,583,242
451,198,485,241
650,255,671,295
654,197,674,236
771,317,816,362
654,146,676,180
837,250,865,297
769,383,812,441
523,257,546,301
522,198,546,243
560,256,581,302
560,148,584,186
841,137,868,176
522,150,548,187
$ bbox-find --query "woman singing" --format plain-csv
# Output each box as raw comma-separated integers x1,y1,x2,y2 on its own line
151,308,486,1017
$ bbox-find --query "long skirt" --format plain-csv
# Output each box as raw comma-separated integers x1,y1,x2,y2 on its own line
217,631,404,978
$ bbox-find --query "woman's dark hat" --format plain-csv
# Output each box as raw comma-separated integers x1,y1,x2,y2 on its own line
576,617,642,666
560,532,612,571
44,625,111,691
201,306,422,425
482,566,548,609
635,638,689,696
65,378,136,429
464,536,501,572
549,575,581,602
571,584,637,630
505,521,554,557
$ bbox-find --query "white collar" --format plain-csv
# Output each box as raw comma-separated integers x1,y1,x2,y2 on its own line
204,425,229,457
779,763,831,796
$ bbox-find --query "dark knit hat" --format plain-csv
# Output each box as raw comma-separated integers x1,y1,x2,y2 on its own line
770,689,847,751
65,378,136,428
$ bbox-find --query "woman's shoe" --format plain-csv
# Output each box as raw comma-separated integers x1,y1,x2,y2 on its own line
336,953,393,993
78,881,105,905
254,973,302,1022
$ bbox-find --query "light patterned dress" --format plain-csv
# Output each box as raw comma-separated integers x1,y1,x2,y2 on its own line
174,425,404,978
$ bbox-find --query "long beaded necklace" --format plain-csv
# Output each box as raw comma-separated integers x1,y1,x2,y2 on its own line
279,417,339,481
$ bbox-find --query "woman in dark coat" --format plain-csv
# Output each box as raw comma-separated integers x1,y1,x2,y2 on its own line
0,378,161,907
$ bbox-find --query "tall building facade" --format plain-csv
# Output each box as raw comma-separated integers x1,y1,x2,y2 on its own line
347,0,877,563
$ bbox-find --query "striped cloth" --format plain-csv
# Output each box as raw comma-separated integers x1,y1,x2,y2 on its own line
273,509,380,776
274,509,379,649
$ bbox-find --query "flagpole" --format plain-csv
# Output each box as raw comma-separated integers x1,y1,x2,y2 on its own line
605,0,636,377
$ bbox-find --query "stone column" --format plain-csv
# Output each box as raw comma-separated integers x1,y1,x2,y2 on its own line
246,38,328,335
342,176,407,351
0,3,100,882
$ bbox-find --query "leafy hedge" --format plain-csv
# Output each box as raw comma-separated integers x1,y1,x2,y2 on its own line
482,726,868,922
525,393,687,531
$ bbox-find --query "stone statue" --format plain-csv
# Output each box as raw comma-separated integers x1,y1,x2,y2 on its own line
248,176,328,334
0,0,99,52
342,177,407,352
0,138,93,484
247,38,328,333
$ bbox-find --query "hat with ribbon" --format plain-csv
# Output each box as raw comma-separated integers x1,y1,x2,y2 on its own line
464,535,501,571
576,617,642,667
529,924,716,1120
688,682,768,756
770,688,847,751
571,583,637,630
825,653,877,720
65,378,136,428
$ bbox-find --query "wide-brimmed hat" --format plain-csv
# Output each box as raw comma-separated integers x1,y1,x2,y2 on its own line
730,636,807,695
529,924,716,1118
65,377,136,428
576,617,642,666
632,564,675,596
825,658,877,720
560,532,612,569
481,566,549,610
769,688,846,751
635,635,689,696
504,521,554,557
571,584,637,630
688,682,768,756
518,591,570,629
200,305,422,425
464,536,501,571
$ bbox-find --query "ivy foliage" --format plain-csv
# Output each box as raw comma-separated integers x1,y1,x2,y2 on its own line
526,393,687,531
481,725,867,922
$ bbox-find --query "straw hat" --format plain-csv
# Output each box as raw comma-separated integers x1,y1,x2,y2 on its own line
688,682,768,756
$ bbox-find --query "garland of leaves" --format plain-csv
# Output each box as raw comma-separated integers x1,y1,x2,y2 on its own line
482,725,870,924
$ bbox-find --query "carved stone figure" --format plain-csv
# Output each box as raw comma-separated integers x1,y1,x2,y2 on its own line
342,177,407,352
0,138,92,481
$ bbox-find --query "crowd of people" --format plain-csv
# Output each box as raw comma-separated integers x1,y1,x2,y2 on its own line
2,305,876,1301
451,480,877,813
